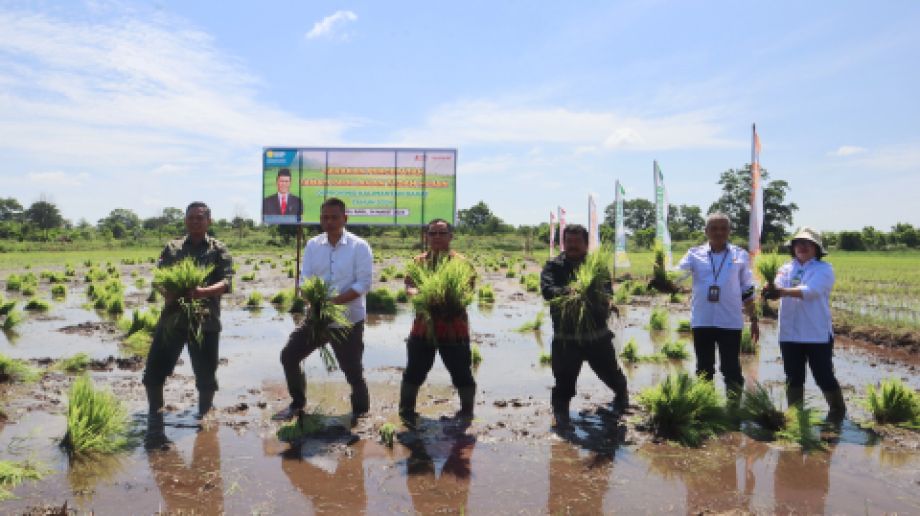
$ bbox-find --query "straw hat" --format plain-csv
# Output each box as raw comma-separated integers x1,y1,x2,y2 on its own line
786,227,827,257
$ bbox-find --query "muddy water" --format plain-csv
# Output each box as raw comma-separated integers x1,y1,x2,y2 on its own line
1,263,919,514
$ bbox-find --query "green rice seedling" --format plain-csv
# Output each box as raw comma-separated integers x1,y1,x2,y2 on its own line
638,372,728,447
244,258,253,265
505,270,516,279
61,375,130,455
523,273,540,293
471,343,483,366
379,422,397,447
740,327,757,354
51,284,67,298
775,405,825,451
134,277,146,289
246,291,264,308
649,243,678,293
648,306,670,331
477,284,495,304
740,382,785,432
0,459,45,501
121,331,153,357
538,351,552,365
64,264,76,277
516,309,545,332
20,285,35,297
58,353,91,373
24,298,50,312
105,295,124,315
83,260,93,267
394,269,405,279
395,288,409,303
300,276,352,369
366,288,398,314
613,285,631,305
270,288,295,308
46,271,67,284
381,265,397,277
253,263,261,272
865,378,920,428
289,296,305,314
676,319,692,333
287,267,295,279
153,258,214,346
548,247,613,344
630,282,647,296
0,300,15,316
621,337,640,363
669,292,683,303
755,252,784,287
1,309,23,331
5,274,21,292
406,258,476,345
0,353,40,383
660,340,689,360
240,272,256,281
276,410,325,442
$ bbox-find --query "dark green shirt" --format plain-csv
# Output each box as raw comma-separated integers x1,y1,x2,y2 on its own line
158,234,233,332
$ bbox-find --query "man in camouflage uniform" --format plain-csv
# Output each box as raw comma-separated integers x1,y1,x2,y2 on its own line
144,202,233,443
399,218,478,428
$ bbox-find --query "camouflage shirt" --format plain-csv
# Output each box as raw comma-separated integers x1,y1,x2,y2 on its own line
158,234,233,332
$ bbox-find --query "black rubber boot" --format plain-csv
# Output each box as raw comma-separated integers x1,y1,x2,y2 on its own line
823,388,846,424
144,413,170,451
351,381,370,417
457,385,476,420
399,381,420,429
786,385,805,409
146,383,164,416
198,389,215,418
551,389,571,428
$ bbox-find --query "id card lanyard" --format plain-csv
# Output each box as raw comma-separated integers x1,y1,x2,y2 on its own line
707,248,729,302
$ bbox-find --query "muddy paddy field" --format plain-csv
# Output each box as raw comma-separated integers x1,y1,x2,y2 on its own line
0,251,919,514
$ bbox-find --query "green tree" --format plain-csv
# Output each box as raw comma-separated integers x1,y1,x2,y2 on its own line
707,166,798,244
457,201,506,234
98,208,141,239
25,199,65,233
0,198,23,221
603,198,655,233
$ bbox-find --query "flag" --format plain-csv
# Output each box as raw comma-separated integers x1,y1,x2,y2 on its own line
654,161,673,268
558,206,567,252
588,194,600,251
749,124,763,257
549,210,556,257
615,180,630,268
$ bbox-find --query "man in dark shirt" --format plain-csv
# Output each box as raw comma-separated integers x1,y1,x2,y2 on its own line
143,201,233,446
541,224,628,426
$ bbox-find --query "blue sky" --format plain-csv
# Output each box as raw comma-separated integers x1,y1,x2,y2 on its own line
0,1,918,231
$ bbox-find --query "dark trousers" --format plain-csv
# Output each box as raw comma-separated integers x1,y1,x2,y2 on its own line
143,320,219,392
550,334,627,409
402,337,476,389
691,327,744,392
779,339,840,391
280,320,367,409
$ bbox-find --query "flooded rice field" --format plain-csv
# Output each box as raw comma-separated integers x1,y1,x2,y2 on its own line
1,256,919,514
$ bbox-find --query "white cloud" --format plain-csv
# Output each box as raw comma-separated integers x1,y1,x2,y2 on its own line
828,145,868,157
26,171,89,187
306,10,358,40
394,100,739,150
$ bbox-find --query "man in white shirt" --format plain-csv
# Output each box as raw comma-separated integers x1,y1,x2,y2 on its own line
677,213,759,396
274,197,373,421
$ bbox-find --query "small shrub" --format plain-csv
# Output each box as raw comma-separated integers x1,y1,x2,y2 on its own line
648,306,670,331
638,372,728,446
621,337,640,363
865,378,920,428
366,288,397,314
379,423,397,447
471,344,482,366
61,375,130,454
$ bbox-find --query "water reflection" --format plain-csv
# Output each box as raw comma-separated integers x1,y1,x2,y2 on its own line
774,446,834,514
548,439,613,514
403,432,476,513
279,440,368,514
146,424,224,513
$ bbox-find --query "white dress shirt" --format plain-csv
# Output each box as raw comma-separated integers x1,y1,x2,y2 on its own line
776,258,834,343
677,243,755,330
300,230,373,324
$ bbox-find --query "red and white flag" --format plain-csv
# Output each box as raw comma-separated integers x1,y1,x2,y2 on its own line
549,211,556,257
558,207,567,252
748,124,763,257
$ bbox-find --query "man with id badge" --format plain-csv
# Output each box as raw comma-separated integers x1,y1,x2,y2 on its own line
677,213,758,397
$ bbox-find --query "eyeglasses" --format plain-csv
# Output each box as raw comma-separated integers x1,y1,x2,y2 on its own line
427,231,450,236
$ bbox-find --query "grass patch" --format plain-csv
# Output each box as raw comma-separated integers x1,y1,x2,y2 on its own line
379,422,397,447
0,460,45,501
366,288,398,314
865,378,920,428
0,353,40,383
638,372,728,447
61,375,131,455
58,353,91,373
648,306,670,331
516,309,545,332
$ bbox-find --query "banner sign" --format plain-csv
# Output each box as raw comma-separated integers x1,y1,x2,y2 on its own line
615,180,630,268
262,147,457,226
654,160,673,268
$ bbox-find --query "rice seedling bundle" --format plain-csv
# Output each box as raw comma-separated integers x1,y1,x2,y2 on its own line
505,270,516,279
0,300,15,316
51,284,67,298
300,277,352,371
523,273,540,293
379,423,397,447
660,340,689,360
270,288,295,307
739,382,785,431
0,353,40,383
471,343,483,366
58,353,91,373
5,274,21,292
276,411,324,442
395,288,409,303
865,378,920,428
240,272,256,281
246,291,263,307
638,372,728,447
548,247,613,343
538,351,552,365
121,331,153,357
477,284,495,304
152,258,214,346
648,306,670,331
740,327,757,354
366,288,398,314
755,253,784,287
20,285,35,297
1,310,23,331
118,308,159,336
613,285,631,305
24,298,50,312
406,258,476,344
775,405,825,450
621,337,640,363
0,460,45,501
630,282,647,296
676,319,692,333
61,375,130,454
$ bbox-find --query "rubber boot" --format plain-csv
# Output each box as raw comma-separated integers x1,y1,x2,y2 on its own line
144,384,169,450
786,385,805,409
146,383,164,416
612,373,630,416
823,389,846,424
198,389,215,418
457,385,476,420
399,381,421,429
551,390,571,428
351,382,370,417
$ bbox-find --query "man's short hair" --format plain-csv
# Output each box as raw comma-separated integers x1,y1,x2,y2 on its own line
427,218,453,233
563,224,589,244
186,201,211,219
277,168,291,179
321,197,347,213
705,212,731,229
